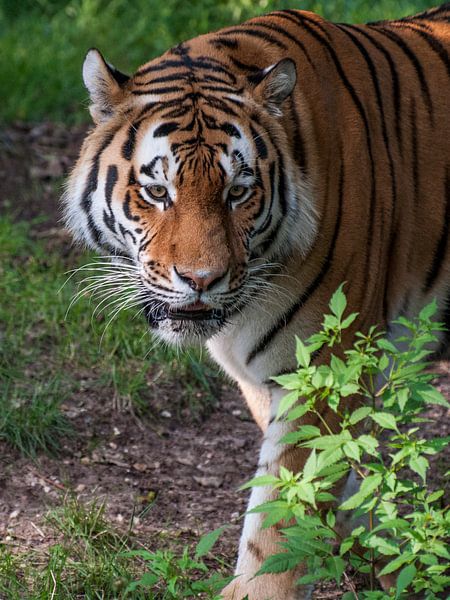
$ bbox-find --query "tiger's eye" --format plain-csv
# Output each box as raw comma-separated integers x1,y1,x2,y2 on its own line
228,185,246,200
148,185,167,199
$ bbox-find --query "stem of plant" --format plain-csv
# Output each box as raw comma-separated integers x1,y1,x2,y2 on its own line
369,508,375,590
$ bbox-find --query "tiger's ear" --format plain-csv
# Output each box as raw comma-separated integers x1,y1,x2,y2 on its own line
82,48,130,124
251,58,297,116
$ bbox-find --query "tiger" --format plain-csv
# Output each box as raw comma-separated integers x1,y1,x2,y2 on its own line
63,3,450,598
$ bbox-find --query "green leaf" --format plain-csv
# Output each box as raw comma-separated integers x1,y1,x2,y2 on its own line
409,455,429,482
279,425,321,445
240,474,279,490
295,337,311,368
341,312,358,329
419,299,437,320
285,403,310,422
271,374,300,389
276,391,299,420
195,526,226,559
340,383,360,397
303,449,317,479
303,432,351,450
349,406,372,425
339,473,382,510
370,412,399,431
329,283,347,319
415,384,450,408
365,535,400,556
343,440,361,462
326,510,336,528
378,353,389,371
325,555,346,583
126,572,159,592
397,388,409,411
377,338,398,354
339,537,354,555
357,435,379,456
378,554,414,577
395,564,416,598
256,552,300,575
296,482,316,506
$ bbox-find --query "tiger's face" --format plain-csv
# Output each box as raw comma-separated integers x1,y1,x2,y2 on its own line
64,48,316,345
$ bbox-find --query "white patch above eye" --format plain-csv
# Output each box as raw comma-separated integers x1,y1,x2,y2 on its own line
135,122,178,201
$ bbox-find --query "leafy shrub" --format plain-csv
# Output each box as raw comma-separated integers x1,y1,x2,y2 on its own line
244,287,450,599
123,526,231,599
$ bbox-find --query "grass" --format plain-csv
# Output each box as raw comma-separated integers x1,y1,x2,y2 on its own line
0,493,229,599
0,495,146,599
0,214,217,456
0,0,436,123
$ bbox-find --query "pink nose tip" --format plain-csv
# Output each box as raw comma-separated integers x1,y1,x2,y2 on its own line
175,267,228,291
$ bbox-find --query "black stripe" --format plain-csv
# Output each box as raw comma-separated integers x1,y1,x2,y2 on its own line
141,156,164,179
119,223,136,245
136,59,186,76
80,128,119,246
133,72,191,86
210,37,239,49
250,124,267,159
346,24,403,154
219,27,287,50
425,167,450,291
122,122,141,161
247,161,344,364
248,20,315,68
221,122,241,138
406,97,419,276
200,84,243,94
275,10,377,271
288,98,307,174
123,191,141,222
254,162,275,235
202,96,238,116
190,58,237,83
103,164,118,234
154,122,179,137
229,57,261,73
277,151,287,216
392,21,450,79
202,73,236,85
335,23,398,305
132,85,185,96
402,4,450,22
367,25,433,119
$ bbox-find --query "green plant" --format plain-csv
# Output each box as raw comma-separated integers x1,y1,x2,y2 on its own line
124,526,232,599
243,287,450,599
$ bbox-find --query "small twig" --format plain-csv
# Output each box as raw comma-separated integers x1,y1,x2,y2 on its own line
29,520,45,538
50,570,57,600
343,570,359,599
27,467,66,491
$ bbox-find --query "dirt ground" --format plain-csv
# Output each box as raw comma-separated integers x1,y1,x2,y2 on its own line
0,123,449,598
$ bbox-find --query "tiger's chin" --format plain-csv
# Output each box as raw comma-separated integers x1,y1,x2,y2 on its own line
144,302,227,346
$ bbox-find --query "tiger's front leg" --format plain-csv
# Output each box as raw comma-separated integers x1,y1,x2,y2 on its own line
222,387,316,600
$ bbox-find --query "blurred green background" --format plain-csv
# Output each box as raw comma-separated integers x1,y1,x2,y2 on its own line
0,0,436,124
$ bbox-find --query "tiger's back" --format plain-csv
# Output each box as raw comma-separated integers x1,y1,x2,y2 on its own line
64,4,450,598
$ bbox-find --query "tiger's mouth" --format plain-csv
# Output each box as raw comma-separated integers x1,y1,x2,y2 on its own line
144,300,224,326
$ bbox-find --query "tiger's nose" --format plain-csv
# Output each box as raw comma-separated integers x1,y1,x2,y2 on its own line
174,267,228,291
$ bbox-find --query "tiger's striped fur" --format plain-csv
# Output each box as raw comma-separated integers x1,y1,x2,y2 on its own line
64,4,450,598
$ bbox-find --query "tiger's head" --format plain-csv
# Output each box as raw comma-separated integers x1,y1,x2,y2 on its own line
64,45,317,345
